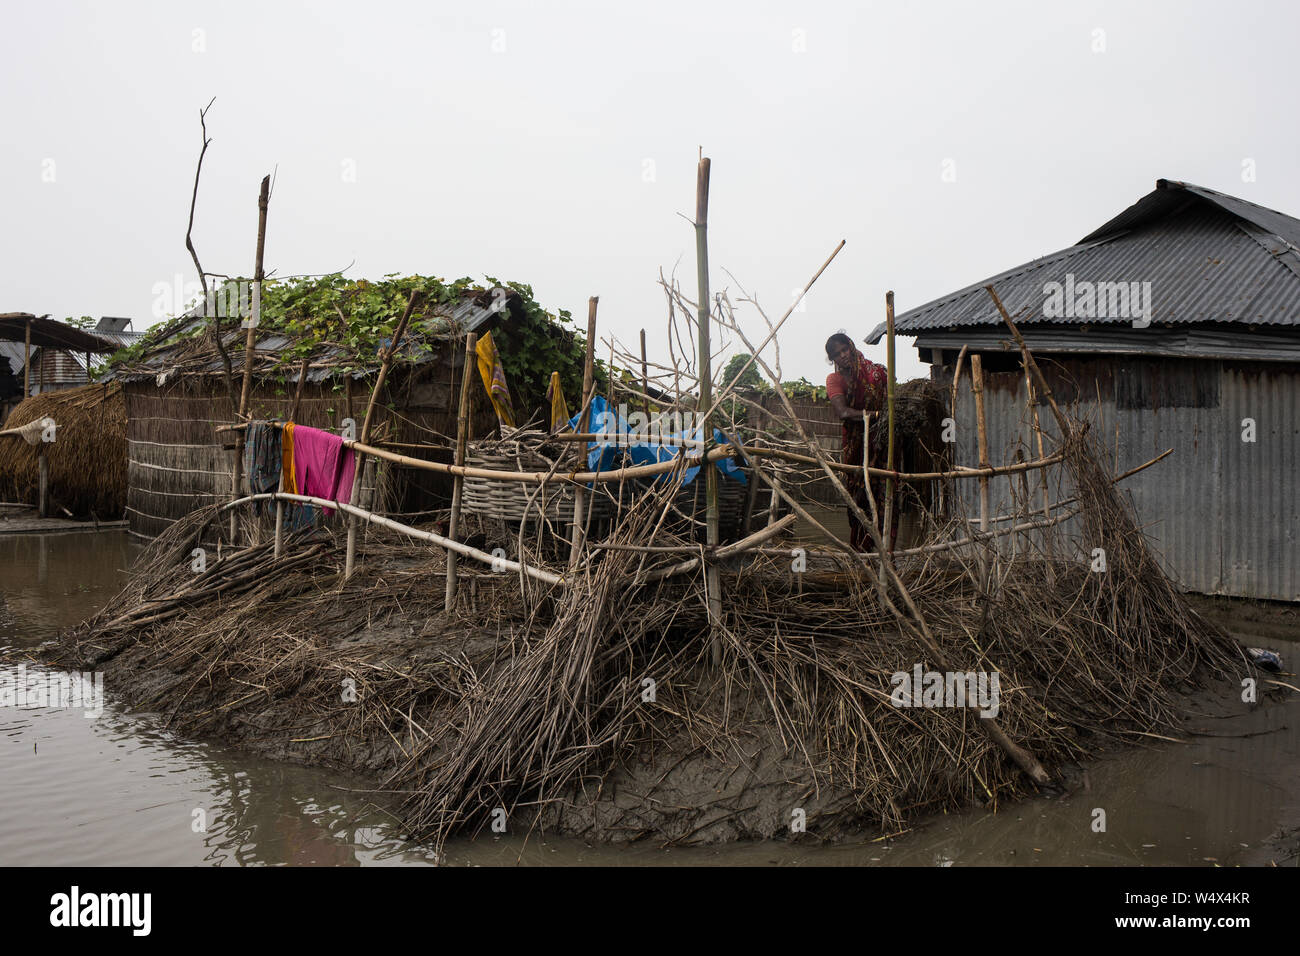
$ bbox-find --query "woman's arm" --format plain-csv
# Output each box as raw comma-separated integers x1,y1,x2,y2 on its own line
830,393,859,421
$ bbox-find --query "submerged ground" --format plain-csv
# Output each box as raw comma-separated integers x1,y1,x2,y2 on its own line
5,515,1296,864
1,531,1298,865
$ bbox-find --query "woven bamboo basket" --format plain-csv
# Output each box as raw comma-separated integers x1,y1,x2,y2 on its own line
461,433,612,525
462,432,772,537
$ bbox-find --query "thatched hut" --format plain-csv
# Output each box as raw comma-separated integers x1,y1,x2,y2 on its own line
0,382,127,517
106,275,589,539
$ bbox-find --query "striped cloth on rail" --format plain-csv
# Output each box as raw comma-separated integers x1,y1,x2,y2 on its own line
244,422,281,516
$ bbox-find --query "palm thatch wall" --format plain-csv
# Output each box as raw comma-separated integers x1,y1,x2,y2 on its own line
124,355,491,540
0,382,126,517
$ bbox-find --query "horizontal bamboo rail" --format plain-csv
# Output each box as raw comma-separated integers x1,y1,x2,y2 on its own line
216,421,1065,484
218,492,791,587
220,491,566,587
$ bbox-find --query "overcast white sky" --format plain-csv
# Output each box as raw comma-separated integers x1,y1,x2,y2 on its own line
4,0,1299,384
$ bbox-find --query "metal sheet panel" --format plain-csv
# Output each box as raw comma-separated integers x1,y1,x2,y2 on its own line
1221,365,1300,601
943,357,1297,600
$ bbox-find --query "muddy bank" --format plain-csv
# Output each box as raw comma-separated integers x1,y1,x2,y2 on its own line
36,496,1278,851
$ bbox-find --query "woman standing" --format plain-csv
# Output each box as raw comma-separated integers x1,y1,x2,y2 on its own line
825,333,892,551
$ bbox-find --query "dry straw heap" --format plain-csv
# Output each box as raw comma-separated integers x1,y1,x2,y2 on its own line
0,382,126,517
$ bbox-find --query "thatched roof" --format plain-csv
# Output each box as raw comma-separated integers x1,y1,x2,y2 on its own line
0,383,126,517
105,275,577,389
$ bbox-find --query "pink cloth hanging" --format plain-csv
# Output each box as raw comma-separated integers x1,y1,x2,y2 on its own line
289,425,357,516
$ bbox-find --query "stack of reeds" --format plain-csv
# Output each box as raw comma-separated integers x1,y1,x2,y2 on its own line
0,382,126,517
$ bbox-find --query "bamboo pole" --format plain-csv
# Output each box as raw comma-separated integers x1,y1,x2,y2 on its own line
23,317,30,397
970,354,990,534
289,356,309,421
884,291,897,551
970,353,991,591
1024,357,1057,585
274,356,310,559
445,332,477,611
232,174,271,543
703,239,846,420
569,297,598,569
225,492,565,587
38,453,48,518
695,154,722,668
345,290,418,580
986,285,1071,436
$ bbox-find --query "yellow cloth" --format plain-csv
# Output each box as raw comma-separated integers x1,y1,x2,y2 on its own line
281,422,297,495
475,331,516,429
545,371,569,432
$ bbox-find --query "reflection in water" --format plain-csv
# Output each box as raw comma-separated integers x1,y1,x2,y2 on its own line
1,531,1296,866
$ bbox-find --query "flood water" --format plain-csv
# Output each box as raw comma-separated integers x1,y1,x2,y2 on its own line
1,530,1297,866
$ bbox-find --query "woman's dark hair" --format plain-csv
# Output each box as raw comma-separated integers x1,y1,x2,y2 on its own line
824,332,854,359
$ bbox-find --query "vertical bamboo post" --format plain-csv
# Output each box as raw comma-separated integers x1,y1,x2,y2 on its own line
970,353,991,589
38,452,48,519
345,290,418,580
445,331,477,611
274,356,310,559
695,155,722,668
569,298,598,570
272,460,285,558
639,328,650,419
1023,363,1054,577
970,354,990,534
23,317,30,397
884,291,897,550
972,353,987,538
233,174,271,543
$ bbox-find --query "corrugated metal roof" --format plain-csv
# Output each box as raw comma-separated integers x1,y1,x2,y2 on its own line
0,341,25,377
867,179,1300,347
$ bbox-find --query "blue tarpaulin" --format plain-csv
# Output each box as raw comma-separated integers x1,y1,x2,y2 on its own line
569,396,746,486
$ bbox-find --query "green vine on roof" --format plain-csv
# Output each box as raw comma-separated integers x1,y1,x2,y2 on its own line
107,273,603,416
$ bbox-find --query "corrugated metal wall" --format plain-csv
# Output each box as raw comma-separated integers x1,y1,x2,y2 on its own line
943,356,1298,601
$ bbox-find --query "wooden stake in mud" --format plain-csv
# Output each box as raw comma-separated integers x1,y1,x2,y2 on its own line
345,290,418,580
884,291,897,551
569,297,598,570
970,353,990,535
695,154,723,668
445,331,477,611
232,174,271,543
38,452,48,519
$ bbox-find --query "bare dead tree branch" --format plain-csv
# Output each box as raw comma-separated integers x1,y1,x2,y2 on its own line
184,97,236,412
